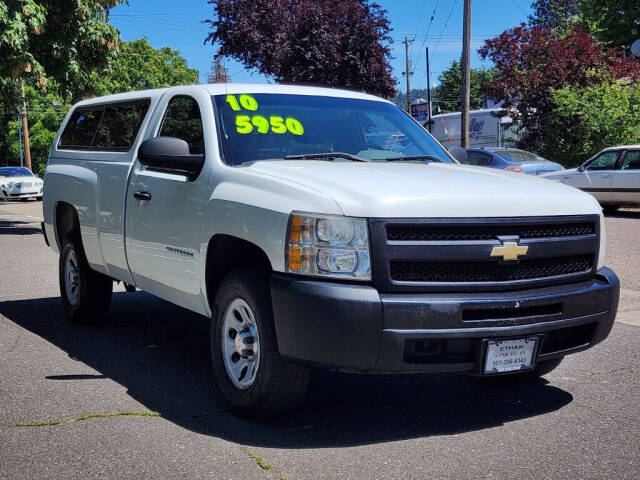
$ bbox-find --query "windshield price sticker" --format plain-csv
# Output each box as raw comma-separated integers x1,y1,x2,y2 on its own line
226,95,304,136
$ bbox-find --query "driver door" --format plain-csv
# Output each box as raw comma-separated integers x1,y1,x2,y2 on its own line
125,95,210,313
611,150,640,204
572,150,621,203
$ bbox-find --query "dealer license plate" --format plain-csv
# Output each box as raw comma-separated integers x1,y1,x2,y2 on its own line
484,337,538,374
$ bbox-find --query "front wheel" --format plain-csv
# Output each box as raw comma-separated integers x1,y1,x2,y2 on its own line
59,240,113,324
211,267,310,416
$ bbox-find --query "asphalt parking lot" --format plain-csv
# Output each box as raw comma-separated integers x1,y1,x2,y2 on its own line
1,200,639,480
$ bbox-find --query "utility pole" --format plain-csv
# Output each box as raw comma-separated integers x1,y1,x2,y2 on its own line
17,114,24,167
20,80,32,172
426,47,432,132
403,37,414,115
460,0,471,148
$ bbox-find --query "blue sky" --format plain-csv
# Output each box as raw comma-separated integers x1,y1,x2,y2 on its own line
110,0,532,92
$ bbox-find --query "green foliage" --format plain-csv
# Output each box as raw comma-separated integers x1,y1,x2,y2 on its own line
528,0,580,32
0,0,125,103
2,85,69,174
90,38,199,95
1,38,197,173
433,60,495,113
392,61,494,115
578,0,640,49
543,82,640,166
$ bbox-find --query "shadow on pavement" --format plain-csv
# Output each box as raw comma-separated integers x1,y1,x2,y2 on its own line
605,208,640,219
0,292,573,448
0,219,42,235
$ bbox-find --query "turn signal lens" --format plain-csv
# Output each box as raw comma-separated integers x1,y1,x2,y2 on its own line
505,165,523,173
286,213,371,280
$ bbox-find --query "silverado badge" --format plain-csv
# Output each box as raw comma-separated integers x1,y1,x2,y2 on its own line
490,241,529,261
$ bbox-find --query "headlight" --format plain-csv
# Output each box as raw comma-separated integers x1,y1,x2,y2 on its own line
286,213,371,280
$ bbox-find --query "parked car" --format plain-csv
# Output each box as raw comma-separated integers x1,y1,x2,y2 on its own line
542,146,640,213
43,84,619,416
464,147,564,175
0,166,43,201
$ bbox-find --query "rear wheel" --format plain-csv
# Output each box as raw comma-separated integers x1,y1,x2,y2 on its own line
211,267,310,416
59,240,113,324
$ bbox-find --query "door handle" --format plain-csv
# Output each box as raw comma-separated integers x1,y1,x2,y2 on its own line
600,174,610,178
133,191,152,201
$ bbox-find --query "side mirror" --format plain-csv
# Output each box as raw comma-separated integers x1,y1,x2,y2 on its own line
448,145,468,164
577,165,585,172
138,137,204,181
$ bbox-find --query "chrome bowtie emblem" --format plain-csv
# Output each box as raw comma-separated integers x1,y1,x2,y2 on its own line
490,241,529,261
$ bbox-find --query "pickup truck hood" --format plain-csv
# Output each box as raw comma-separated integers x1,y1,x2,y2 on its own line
247,160,600,218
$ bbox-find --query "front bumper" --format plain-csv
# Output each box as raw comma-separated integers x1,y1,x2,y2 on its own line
270,268,619,374
5,190,41,199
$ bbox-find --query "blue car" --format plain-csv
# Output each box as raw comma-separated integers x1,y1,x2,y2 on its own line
464,147,564,175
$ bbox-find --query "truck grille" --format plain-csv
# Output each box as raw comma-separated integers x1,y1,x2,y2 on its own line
369,216,600,293
390,255,594,283
387,222,596,242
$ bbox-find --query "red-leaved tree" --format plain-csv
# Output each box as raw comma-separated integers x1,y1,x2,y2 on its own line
479,24,640,152
204,0,396,98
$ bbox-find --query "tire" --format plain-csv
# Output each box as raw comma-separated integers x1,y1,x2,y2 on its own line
211,267,310,416
602,205,620,215
59,239,113,324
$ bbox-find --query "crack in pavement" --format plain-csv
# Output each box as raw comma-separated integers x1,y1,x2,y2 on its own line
0,410,160,428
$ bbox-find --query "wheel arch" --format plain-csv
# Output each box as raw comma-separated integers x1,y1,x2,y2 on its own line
204,234,273,313
54,201,80,250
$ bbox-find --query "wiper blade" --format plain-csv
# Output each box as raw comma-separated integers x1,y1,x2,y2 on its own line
284,152,369,162
382,154,444,163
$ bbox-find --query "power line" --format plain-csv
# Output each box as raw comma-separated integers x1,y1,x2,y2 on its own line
430,0,459,64
417,0,458,88
412,0,440,76
409,0,431,60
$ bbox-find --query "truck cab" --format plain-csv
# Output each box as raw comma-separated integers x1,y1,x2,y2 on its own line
43,84,619,416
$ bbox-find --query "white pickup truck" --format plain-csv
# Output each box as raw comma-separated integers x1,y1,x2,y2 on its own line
42,84,619,416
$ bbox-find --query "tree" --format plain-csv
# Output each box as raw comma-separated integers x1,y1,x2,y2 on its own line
433,60,495,113
578,0,640,49
204,0,396,98
528,0,580,32
545,82,640,166
478,25,640,153
0,1,125,170
1,38,198,173
208,54,230,83
2,85,68,174
0,0,124,104
90,38,199,95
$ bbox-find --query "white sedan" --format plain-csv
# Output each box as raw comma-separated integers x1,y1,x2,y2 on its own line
0,167,44,201
542,145,640,213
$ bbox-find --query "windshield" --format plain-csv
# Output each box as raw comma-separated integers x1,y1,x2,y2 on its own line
0,167,33,177
213,94,453,165
495,149,549,163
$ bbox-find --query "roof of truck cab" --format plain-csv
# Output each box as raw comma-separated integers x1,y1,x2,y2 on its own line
601,144,640,150
71,83,390,108
202,83,389,102
71,88,168,108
